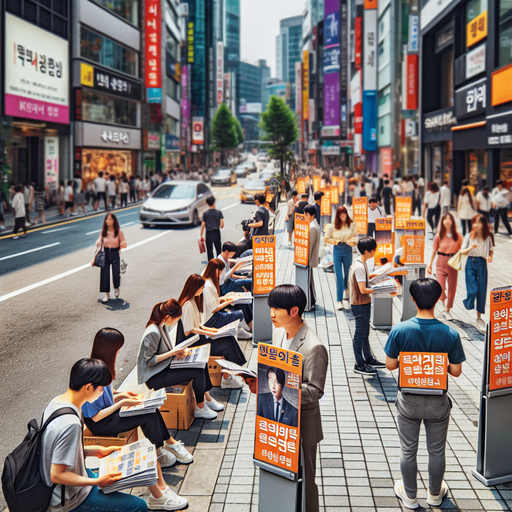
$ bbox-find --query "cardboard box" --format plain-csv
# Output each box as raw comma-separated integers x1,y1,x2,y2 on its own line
83,427,138,447
160,381,195,430
208,356,225,387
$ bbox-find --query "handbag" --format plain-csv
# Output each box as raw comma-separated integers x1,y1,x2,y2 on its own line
93,238,105,268
120,257,128,274
198,238,206,254
448,251,462,271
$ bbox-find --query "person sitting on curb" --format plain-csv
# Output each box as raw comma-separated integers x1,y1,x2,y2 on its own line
218,242,252,294
385,278,465,510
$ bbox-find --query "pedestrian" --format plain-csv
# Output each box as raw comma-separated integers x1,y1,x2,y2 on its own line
94,171,108,211
129,175,137,203
349,236,386,375
34,183,46,224
108,175,117,210
412,177,422,216
295,193,309,214
427,212,462,321
64,180,74,217
476,186,493,222
92,213,127,303
367,196,383,238
359,181,367,197
423,182,441,236
417,174,426,199
313,191,323,223
458,185,476,236
440,180,451,216
200,195,224,261
119,177,129,208
218,242,252,294
382,179,393,215
73,173,86,215
248,193,270,236
11,185,27,239
304,204,321,312
285,191,299,246
135,175,143,201
23,182,33,225
385,278,465,510
0,186,7,230
324,206,358,310
56,180,65,215
461,214,494,330
491,180,512,236
393,180,402,200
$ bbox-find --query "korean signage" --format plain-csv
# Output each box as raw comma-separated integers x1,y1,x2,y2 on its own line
192,117,204,145
294,213,309,267
181,66,190,151
363,10,377,91
146,132,160,150
489,286,512,391
145,0,162,103
44,137,59,189
404,235,425,264
216,42,224,106
330,185,339,204
303,51,310,120
405,55,419,110
467,11,488,48
399,353,448,392
408,15,419,52
324,74,340,128
313,176,321,191
340,0,349,139
455,78,486,119
4,13,69,124
353,196,368,235
74,122,141,150
355,17,362,69
435,21,454,53
187,23,194,63
253,236,276,296
394,197,412,229
491,64,512,107
323,0,341,132
487,113,512,146
320,189,332,216
423,108,456,133
375,218,394,265
80,63,141,101
467,44,486,79
255,344,302,477
322,145,341,155
295,62,302,116
296,178,306,195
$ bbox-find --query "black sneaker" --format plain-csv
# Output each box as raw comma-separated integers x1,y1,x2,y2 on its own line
366,358,386,369
354,363,377,375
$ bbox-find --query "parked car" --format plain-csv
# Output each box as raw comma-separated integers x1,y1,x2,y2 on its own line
240,179,267,203
211,168,237,186
235,165,249,178
139,181,212,227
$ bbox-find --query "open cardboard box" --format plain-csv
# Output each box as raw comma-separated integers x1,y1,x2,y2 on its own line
83,427,138,447
160,381,196,430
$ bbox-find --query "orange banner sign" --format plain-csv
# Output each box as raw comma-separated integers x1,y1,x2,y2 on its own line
320,189,331,216
313,175,321,192
253,235,276,296
255,344,302,476
304,176,310,187
353,196,368,235
330,185,339,204
403,235,425,264
296,178,305,195
489,287,512,391
294,213,309,267
467,10,487,48
395,197,412,229
399,352,448,392
375,217,394,266
405,219,426,234
338,177,345,195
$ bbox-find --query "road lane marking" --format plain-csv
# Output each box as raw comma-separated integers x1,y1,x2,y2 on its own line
121,222,134,228
221,202,240,211
87,221,134,236
41,227,73,234
0,231,171,303
0,242,61,261
117,212,138,217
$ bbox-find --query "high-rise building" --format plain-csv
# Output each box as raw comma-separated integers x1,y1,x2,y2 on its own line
224,0,240,63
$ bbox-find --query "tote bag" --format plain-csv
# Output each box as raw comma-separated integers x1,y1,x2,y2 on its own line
448,251,462,271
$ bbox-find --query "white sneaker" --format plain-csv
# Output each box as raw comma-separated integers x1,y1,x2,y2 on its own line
206,396,225,412
426,480,449,507
157,448,176,468
445,310,453,321
194,404,217,420
336,301,344,310
114,288,120,298
476,318,486,331
147,489,188,511
102,294,109,303
164,441,193,464
238,327,252,340
394,480,419,509
12,235,19,240
0,225,6,230
221,375,244,389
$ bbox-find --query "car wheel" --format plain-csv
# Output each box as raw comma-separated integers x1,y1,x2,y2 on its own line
192,210,199,227
141,222,150,228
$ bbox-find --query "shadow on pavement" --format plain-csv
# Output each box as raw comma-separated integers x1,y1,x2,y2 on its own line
101,299,131,311
450,319,485,342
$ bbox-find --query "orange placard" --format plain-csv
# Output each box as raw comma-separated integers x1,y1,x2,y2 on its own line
394,197,412,229
330,185,339,204
353,196,368,235
266,193,274,204
296,178,305,195
253,235,276,296
399,352,448,391
313,175,321,192
492,63,512,106
338,177,345,194
320,189,331,216
489,287,512,391
375,217,394,266
403,235,425,264
467,10,487,48
365,0,377,8
304,176,310,187
405,219,426,234
255,344,302,476
294,213,309,267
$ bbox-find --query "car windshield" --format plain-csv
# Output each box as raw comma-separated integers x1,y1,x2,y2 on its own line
151,184,195,200
245,180,266,189
215,170,231,176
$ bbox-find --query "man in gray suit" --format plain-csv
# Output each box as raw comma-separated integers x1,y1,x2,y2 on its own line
304,204,321,311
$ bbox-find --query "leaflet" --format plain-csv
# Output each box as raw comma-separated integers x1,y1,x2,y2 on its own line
222,292,253,305
119,388,166,417
173,333,200,351
170,344,210,369
207,320,240,340
216,359,257,379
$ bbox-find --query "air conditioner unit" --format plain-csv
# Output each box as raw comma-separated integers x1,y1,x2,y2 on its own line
180,3,189,17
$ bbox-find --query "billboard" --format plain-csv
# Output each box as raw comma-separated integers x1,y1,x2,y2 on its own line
363,9,377,91
355,17,362,69
145,0,162,103
192,117,204,145
324,73,340,128
4,13,69,124
239,103,262,114
216,42,224,106
303,51,309,120
340,0,349,139
44,137,59,188
324,0,340,130
362,91,377,151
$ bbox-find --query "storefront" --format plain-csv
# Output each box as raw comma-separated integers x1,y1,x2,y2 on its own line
487,112,512,188
165,134,180,169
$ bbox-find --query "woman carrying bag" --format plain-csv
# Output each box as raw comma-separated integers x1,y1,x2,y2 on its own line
91,213,126,303
427,213,462,321
458,184,476,236
423,182,441,236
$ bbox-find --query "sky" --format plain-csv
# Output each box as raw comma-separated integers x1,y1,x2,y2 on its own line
240,0,304,76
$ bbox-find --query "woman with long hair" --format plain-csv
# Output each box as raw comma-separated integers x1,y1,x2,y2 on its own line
423,182,441,236
138,299,224,422
324,206,358,310
85,327,189,511
177,274,247,388
427,213,462,321
458,185,476,236
91,213,127,302
461,214,494,330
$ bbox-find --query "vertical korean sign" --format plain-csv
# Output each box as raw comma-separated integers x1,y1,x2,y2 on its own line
330,185,339,204
323,0,340,130
489,287,512,391
294,213,309,267
339,0,348,139
181,65,189,151
44,137,59,189
394,197,412,229
296,177,306,195
313,175,321,192
255,344,302,477
353,197,368,235
375,217,394,265
216,42,224,106
403,220,426,264
320,190,332,216
145,0,162,103
253,236,276,296
303,51,310,120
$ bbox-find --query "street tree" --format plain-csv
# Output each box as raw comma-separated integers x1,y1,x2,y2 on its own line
260,96,299,182
234,117,244,147
211,103,238,166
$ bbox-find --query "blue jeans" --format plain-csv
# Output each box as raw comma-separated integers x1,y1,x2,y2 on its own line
220,278,252,295
463,256,488,314
333,243,353,302
205,309,244,328
72,470,147,512
351,303,372,366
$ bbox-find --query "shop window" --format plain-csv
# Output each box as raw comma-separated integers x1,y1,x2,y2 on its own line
466,0,488,23
93,0,139,26
500,148,512,187
6,0,68,37
82,149,133,183
82,89,138,127
468,150,487,190
499,0,512,66
166,79,181,102
80,26,138,77
166,32,180,61
439,49,454,108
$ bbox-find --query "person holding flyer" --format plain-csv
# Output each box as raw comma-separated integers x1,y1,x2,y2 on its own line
367,197,383,238
303,204,321,311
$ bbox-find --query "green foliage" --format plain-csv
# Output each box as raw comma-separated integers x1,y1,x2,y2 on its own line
211,103,238,152
234,118,244,146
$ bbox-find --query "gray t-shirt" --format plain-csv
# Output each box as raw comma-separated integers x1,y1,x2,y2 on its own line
41,398,92,512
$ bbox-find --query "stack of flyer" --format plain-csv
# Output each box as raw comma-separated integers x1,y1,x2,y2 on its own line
169,344,210,369
119,389,166,417
222,292,253,305
207,320,240,339
370,276,398,297
216,359,257,379
229,255,252,268
99,438,158,493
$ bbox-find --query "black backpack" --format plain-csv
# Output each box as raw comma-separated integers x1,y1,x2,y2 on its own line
2,407,79,512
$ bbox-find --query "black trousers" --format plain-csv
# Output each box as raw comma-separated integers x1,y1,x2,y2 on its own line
367,222,376,238
190,335,247,367
96,192,107,210
478,209,490,222
100,247,120,293
427,205,441,233
14,217,26,234
109,195,117,210
146,366,213,404
495,207,512,235
461,219,472,236
121,193,128,208
384,200,391,216
206,229,222,260
130,189,136,202
84,409,170,449
303,443,319,512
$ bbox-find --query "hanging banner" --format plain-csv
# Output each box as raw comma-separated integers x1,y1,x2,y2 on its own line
406,55,419,110
145,0,162,103
192,117,204,145
404,235,425,264
294,213,310,267
303,51,310,120
253,236,276,296
353,196,368,235
340,0,349,139
296,178,306,195
489,287,512,391
355,16,362,70
216,42,224,106
330,185,339,204
313,175,321,191
44,137,59,189
338,177,345,194
395,197,412,229
363,10,377,91
255,344,302,477
375,217,394,265
320,190,332,216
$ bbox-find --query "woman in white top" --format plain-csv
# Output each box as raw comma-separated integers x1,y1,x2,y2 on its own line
476,186,493,222
119,178,130,208
461,214,494,330
423,182,441,236
177,274,247,388
457,186,476,236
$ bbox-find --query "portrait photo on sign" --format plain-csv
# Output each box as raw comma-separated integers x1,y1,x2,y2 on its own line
257,363,300,428
375,230,392,244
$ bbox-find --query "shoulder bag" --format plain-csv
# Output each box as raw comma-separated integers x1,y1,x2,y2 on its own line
448,251,462,271
93,237,105,268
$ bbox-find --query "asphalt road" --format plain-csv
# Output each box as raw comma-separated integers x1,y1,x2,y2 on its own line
0,183,257,507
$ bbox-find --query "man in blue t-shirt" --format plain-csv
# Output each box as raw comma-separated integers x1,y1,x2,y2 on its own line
384,278,465,510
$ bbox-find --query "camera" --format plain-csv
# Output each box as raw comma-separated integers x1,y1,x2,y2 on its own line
241,219,254,232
